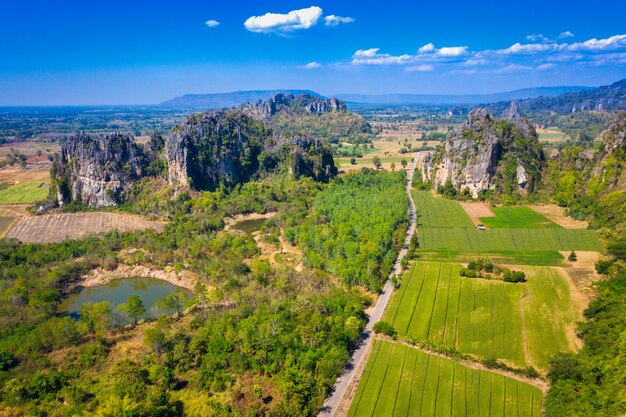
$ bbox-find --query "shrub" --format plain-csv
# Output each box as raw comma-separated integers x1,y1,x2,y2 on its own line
373,321,397,338
595,259,613,275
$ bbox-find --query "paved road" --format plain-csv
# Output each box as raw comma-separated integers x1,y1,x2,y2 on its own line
318,152,420,417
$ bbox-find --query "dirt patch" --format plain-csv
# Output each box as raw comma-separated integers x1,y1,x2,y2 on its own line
0,204,30,217
528,204,588,229
5,212,165,243
224,212,276,231
557,251,604,305
81,264,197,291
0,163,52,183
459,201,495,226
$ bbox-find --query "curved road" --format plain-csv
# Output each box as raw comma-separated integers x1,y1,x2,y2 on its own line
318,152,419,417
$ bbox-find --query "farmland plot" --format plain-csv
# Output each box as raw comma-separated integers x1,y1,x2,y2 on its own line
347,340,543,417
4,212,165,243
384,262,580,370
412,190,603,253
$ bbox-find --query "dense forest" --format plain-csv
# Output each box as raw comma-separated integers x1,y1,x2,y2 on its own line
296,169,409,290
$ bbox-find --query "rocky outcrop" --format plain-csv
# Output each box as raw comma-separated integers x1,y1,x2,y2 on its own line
165,109,337,190
240,93,346,120
51,133,147,207
422,109,544,198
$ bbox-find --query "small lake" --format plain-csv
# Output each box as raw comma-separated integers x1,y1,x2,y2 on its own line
59,277,191,320
231,218,268,234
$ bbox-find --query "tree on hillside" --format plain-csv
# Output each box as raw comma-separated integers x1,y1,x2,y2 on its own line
123,295,146,325
401,159,408,168
373,156,382,169
80,301,112,336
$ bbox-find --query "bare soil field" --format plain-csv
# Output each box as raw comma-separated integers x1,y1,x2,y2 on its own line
0,140,59,159
459,201,495,226
0,162,51,183
528,204,589,229
558,250,604,305
5,212,165,243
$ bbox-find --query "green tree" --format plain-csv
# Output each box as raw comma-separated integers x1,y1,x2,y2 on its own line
80,301,112,336
401,159,408,168
373,156,382,169
123,295,146,325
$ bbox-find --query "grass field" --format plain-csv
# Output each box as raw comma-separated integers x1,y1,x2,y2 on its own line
0,181,49,204
413,191,603,254
480,207,560,229
384,262,580,370
347,340,543,417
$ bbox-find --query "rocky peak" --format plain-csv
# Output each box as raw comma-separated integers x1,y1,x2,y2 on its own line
51,133,146,207
502,100,522,121
422,108,544,198
241,93,347,120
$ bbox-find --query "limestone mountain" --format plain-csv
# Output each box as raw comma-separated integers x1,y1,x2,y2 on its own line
241,93,375,144
165,108,337,190
490,79,626,117
422,109,545,198
50,133,148,207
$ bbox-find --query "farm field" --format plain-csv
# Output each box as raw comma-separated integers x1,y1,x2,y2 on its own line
0,216,15,237
0,180,49,204
413,191,603,254
4,212,165,243
384,261,582,370
479,206,560,229
347,340,543,417
536,128,568,143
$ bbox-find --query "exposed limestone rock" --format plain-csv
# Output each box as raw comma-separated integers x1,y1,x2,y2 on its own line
240,93,346,120
165,109,337,190
51,133,146,207
422,108,544,198
516,164,528,189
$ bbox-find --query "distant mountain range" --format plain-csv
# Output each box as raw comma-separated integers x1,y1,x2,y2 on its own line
334,86,595,105
160,89,323,109
488,79,626,115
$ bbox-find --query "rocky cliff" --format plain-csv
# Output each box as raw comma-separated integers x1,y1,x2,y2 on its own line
240,93,346,120
165,108,337,190
50,133,147,207
422,109,544,198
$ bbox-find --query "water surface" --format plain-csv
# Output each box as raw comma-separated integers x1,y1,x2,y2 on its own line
59,277,190,319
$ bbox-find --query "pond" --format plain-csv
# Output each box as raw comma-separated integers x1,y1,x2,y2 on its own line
59,277,191,320
231,218,268,234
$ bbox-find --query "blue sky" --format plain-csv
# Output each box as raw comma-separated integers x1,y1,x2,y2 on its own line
1,0,626,105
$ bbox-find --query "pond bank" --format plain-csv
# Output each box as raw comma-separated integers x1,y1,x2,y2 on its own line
80,265,197,291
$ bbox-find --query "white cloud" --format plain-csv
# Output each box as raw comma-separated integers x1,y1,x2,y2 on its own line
567,34,626,51
244,6,322,33
493,64,533,73
324,15,354,27
559,31,575,39
352,48,412,65
205,20,220,28
436,46,468,56
299,61,321,69
499,42,556,54
537,63,555,70
418,43,435,53
526,34,551,42
406,64,434,72
462,58,488,66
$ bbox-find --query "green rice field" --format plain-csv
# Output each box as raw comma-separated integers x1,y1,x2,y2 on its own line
384,262,580,369
347,340,543,417
0,181,49,204
413,191,603,253
480,206,560,229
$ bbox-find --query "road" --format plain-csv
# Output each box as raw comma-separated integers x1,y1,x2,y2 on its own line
318,152,420,417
